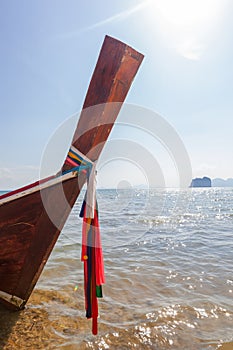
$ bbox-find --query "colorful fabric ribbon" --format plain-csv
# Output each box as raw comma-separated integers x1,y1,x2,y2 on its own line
65,145,93,168
64,146,105,335
80,198,105,335
65,146,97,219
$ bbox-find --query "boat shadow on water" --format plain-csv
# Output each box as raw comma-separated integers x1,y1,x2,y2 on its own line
0,288,90,349
0,305,20,348
0,298,106,349
0,303,55,349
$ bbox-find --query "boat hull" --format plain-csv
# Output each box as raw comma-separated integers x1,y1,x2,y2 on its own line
0,35,144,310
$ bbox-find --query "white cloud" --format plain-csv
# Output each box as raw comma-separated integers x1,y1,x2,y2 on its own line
0,166,39,190
176,39,204,61
195,163,217,173
57,1,150,39
84,1,149,31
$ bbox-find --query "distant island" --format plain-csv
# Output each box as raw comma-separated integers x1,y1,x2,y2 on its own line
190,177,212,187
212,178,233,187
190,177,233,188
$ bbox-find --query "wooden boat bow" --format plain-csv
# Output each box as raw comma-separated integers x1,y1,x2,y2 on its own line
0,35,144,311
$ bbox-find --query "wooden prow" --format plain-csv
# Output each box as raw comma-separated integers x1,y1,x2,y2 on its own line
65,35,144,164
0,35,144,310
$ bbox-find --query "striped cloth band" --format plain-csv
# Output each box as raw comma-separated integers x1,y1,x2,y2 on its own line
65,145,93,168
65,145,97,219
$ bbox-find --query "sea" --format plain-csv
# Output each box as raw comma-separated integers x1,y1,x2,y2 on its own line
0,188,232,350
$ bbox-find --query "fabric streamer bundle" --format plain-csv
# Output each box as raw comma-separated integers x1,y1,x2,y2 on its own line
64,146,105,335
79,198,105,335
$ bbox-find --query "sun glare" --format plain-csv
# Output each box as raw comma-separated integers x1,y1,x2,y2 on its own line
147,0,228,60
155,0,221,28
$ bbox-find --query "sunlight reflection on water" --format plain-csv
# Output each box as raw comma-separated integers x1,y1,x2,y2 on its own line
0,188,232,349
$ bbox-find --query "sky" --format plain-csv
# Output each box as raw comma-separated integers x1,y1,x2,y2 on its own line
0,0,233,189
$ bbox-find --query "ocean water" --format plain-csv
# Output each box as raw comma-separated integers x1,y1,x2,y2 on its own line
0,188,232,349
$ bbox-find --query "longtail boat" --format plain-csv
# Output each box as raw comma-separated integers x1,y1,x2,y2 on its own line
0,35,143,333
